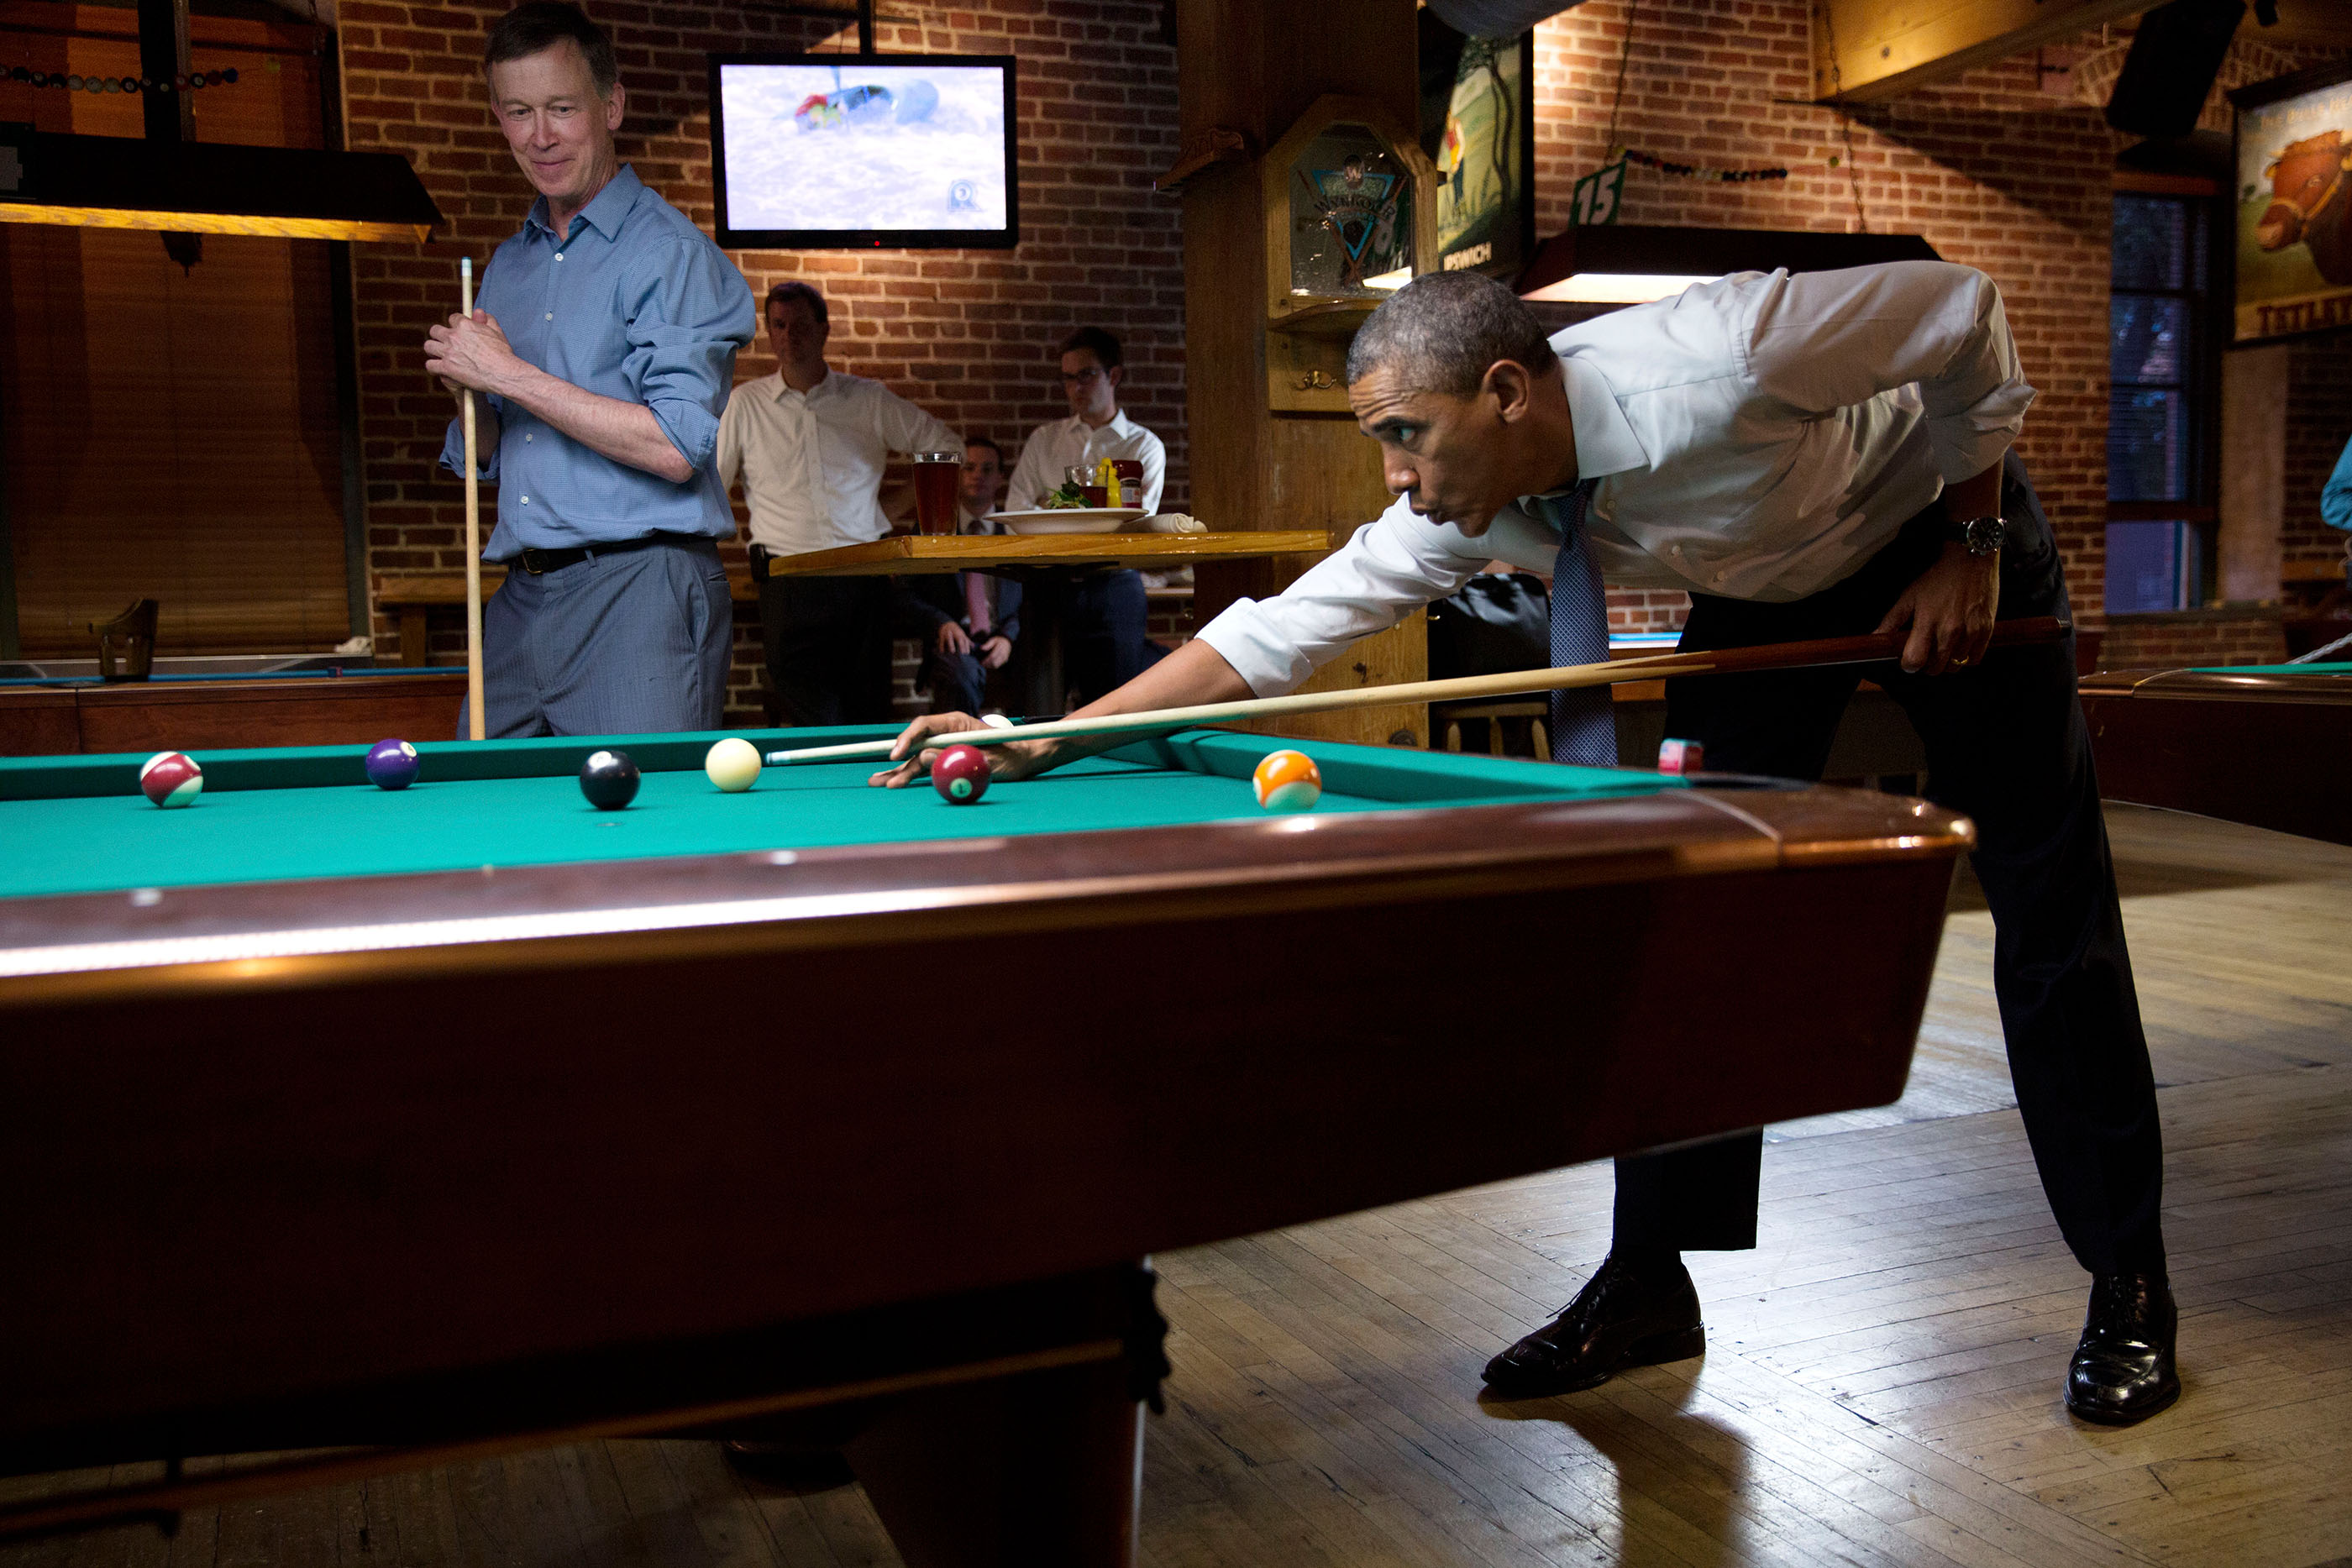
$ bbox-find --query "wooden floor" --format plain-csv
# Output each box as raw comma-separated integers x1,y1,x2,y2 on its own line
8,804,2349,1568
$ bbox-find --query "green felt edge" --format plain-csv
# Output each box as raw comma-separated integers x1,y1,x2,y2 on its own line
2185,663,2352,676
0,725,1678,804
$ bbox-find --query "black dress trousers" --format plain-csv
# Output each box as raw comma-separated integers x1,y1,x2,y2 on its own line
758,573,900,728
1614,453,2168,1278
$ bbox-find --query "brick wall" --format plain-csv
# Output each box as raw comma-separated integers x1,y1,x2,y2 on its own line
1531,0,2118,636
339,0,1183,722
2102,606,2286,669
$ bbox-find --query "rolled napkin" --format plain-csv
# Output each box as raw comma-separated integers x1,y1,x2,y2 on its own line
1138,512,1209,534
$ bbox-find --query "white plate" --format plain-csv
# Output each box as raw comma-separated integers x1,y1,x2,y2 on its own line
987,508,1150,535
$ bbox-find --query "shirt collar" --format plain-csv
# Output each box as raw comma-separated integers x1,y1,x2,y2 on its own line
1074,410,1136,440
523,163,645,244
773,367,835,401
1557,355,1647,482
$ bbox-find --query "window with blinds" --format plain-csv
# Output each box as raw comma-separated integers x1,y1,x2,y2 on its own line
0,8,352,658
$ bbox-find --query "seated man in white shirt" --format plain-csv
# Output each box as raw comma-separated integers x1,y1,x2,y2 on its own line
717,281,959,725
1002,327,1168,706
875,266,2178,1428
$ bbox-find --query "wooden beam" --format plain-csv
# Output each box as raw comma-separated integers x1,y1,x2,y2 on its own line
1809,0,2147,104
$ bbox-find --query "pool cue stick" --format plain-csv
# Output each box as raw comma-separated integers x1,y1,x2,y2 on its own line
761,615,2070,768
460,256,486,742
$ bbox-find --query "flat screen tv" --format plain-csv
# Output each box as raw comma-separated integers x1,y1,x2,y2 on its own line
709,53,1020,249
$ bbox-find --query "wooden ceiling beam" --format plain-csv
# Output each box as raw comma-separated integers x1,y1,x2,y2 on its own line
1809,0,2150,103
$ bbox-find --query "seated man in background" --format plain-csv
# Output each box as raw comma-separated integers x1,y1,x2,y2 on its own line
895,437,1022,715
1004,327,1166,706
717,281,960,726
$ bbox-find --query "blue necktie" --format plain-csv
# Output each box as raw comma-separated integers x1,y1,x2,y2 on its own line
1545,480,1616,768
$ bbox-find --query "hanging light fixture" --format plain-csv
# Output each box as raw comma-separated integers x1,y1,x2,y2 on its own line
1516,225,1941,305
0,0,438,246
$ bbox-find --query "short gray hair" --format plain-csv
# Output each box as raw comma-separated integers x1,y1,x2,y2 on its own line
1345,270,1557,395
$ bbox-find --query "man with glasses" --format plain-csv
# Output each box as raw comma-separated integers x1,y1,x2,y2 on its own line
1003,327,1167,706
717,281,961,726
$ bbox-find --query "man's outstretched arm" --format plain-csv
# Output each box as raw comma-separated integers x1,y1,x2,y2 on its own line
870,638,1253,788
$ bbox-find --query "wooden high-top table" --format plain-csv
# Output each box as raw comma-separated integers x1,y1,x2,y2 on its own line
760,530,1334,714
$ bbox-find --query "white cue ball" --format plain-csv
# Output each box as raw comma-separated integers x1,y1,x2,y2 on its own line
980,712,1016,729
704,737,762,793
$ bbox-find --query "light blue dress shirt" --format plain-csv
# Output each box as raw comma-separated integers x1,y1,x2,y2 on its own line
2323,434,2352,534
439,165,756,559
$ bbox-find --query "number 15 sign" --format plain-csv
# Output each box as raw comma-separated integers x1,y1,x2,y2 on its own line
1571,158,1625,227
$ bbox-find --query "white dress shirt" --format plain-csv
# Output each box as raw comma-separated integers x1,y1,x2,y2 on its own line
716,369,959,556
1199,261,2036,696
1004,411,1168,515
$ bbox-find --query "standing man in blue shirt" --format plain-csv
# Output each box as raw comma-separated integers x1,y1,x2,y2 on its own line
423,1,755,737
2324,433,2352,555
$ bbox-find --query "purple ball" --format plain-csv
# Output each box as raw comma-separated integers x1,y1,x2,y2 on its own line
365,737,421,790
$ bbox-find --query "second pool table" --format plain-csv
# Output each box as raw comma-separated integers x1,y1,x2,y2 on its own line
2082,661,2350,845
0,728,1972,1564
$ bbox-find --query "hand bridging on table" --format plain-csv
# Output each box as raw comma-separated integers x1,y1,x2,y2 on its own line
869,711,1048,789
1876,543,2000,676
425,308,524,399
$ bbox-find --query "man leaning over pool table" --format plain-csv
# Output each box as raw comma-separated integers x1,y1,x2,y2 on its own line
875,265,2181,1428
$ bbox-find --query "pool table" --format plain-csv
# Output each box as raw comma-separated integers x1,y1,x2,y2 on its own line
2082,662,2351,846
0,728,1972,1565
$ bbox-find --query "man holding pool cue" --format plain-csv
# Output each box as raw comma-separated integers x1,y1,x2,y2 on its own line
876,265,2179,1427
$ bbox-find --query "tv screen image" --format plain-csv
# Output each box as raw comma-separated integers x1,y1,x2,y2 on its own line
711,55,1018,248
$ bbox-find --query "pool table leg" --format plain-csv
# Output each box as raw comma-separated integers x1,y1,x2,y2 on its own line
846,1354,1143,1567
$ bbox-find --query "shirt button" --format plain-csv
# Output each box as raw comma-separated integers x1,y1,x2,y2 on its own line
524,433,533,442
1712,571,1725,584
554,253,564,261
544,312,554,321
1669,544,1683,557
521,496,530,505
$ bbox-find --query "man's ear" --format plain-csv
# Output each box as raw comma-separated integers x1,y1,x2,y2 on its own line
605,81,627,132
1483,359,1536,425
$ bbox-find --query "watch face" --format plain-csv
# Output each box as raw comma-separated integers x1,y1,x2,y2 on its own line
1965,516,2005,554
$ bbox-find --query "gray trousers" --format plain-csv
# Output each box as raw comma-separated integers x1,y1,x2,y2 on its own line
458,537,732,738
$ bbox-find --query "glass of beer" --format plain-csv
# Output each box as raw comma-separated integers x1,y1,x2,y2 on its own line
911,452,962,536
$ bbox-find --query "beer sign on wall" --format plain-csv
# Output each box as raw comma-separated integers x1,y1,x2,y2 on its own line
2229,59,2352,343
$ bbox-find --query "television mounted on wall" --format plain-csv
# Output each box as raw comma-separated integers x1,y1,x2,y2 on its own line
708,53,1019,249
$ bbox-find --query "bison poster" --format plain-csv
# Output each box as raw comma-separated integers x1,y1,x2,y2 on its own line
2231,60,2352,343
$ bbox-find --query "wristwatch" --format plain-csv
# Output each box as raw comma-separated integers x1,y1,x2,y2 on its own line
1947,514,2007,558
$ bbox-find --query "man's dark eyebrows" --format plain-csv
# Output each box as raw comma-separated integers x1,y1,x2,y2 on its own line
1362,414,1419,439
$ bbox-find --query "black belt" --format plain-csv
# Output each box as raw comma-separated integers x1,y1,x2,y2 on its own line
511,534,686,575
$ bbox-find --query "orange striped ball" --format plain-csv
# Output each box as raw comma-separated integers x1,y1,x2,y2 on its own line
1252,748,1322,811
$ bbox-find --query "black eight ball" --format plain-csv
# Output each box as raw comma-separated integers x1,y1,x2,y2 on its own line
578,748,641,810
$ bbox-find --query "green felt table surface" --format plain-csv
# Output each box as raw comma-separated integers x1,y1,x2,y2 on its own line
2186,662,2352,675
0,726,1675,901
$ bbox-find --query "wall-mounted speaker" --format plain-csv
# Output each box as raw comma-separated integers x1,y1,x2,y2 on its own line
2105,0,2248,139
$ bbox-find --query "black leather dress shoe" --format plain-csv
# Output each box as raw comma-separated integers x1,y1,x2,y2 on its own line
2066,1272,2180,1424
1482,1251,1704,1398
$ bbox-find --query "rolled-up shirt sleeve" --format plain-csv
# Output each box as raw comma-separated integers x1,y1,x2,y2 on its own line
1195,496,1488,695
1740,260,2034,485
622,239,757,475
437,393,505,482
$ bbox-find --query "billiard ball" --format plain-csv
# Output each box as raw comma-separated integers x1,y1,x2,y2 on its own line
139,750,204,809
932,743,991,804
365,737,421,790
704,737,762,793
578,748,641,810
1252,748,1321,811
